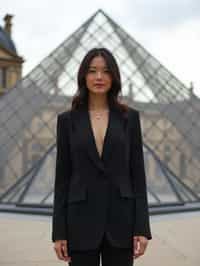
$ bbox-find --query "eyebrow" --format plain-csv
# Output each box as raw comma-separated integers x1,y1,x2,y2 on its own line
88,66,109,69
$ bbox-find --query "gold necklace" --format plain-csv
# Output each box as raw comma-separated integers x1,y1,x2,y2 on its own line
89,109,109,120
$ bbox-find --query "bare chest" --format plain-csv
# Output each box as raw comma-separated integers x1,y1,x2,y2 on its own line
89,111,109,158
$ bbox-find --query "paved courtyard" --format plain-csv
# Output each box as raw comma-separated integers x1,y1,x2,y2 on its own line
0,211,199,266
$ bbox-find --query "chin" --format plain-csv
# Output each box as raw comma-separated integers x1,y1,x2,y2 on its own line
91,89,108,94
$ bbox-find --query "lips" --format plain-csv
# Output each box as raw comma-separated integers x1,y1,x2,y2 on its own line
94,83,104,86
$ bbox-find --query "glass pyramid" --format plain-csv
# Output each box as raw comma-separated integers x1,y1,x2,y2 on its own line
0,9,200,213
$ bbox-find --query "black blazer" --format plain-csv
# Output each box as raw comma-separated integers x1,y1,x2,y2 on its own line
52,103,152,251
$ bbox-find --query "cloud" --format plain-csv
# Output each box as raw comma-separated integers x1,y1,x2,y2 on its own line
140,18,200,91
127,0,200,29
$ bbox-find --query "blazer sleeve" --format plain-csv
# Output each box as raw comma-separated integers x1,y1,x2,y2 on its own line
130,110,152,240
52,112,72,242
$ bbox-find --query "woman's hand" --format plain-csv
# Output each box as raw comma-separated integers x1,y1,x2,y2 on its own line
133,235,148,259
54,240,72,262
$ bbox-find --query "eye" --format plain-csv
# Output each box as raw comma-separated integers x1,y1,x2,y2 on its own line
88,69,96,73
103,68,110,73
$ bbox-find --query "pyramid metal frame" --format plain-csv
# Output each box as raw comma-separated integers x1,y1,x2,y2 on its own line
0,9,200,214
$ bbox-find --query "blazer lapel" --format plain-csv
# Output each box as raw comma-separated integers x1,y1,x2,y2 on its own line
102,107,127,165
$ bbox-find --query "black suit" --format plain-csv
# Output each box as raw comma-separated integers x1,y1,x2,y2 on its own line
52,102,152,252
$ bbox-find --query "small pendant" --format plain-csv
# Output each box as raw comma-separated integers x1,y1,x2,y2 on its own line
96,115,101,119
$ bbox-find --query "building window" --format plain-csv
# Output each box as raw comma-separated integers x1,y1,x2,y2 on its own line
180,153,187,178
0,68,7,88
164,144,171,164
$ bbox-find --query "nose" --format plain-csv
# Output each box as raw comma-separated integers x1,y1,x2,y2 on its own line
97,71,102,78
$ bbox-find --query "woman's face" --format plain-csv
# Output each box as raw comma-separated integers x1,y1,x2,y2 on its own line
85,55,112,95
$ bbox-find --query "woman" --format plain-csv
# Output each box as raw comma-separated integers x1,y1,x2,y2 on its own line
52,47,152,266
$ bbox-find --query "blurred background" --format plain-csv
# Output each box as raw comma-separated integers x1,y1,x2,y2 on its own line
0,1,200,266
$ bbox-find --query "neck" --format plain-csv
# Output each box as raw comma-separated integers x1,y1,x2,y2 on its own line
88,93,109,111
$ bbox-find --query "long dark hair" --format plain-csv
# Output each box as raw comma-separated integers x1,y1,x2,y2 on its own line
71,47,129,114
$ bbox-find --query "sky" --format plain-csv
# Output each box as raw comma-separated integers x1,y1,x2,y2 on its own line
1,0,200,96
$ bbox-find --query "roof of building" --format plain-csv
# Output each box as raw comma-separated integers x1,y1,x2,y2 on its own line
0,25,17,53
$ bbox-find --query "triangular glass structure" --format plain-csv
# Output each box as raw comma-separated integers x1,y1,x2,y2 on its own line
0,9,200,212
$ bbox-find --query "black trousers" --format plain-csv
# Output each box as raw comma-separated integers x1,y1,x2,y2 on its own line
68,232,134,266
